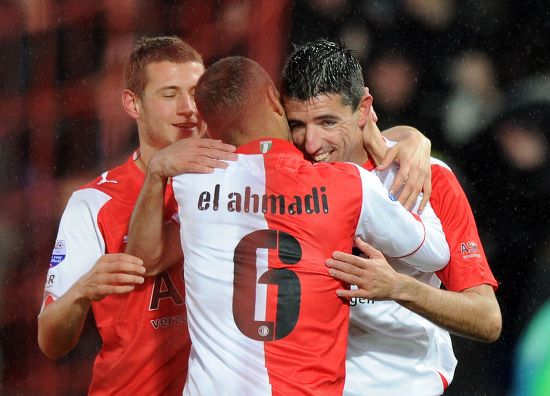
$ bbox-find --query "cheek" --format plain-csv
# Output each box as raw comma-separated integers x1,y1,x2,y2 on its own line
332,129,350,147
291,133,305,146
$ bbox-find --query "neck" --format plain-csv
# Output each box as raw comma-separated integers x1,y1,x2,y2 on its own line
134,139,155,172
240,113,291,145
362,120,387,166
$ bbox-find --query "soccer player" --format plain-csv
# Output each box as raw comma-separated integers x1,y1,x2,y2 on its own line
37,36,236,395
281,39,501,395
127,55,450,395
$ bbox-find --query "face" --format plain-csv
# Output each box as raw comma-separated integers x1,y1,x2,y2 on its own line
284,94,367,164
135,61,205,150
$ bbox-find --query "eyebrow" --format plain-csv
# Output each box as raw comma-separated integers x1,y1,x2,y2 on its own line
157,86,181,93
313,113,341,122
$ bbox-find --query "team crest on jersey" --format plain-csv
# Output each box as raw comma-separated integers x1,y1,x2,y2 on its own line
49,239,66,267
460,241,481,258
259,140,272,153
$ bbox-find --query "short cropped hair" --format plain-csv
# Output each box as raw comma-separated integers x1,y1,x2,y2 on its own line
282,39,364,110
124,36,203,96
195,56,270,131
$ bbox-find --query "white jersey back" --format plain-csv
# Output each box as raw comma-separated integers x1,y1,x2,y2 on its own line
172,139,449,396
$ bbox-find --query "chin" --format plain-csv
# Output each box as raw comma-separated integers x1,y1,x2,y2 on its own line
179,131,199,141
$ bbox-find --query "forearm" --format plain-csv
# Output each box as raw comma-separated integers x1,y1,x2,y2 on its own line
381,126,423,142
37,288,90,359
126,172,169,274
393,277,502,343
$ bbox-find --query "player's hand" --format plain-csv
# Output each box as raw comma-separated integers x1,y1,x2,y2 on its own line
148,137,238,177
325,237,401,301
76,253,146,302
377,129,432,213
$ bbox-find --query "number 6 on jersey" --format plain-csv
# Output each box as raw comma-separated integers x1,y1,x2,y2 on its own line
233,229,302,341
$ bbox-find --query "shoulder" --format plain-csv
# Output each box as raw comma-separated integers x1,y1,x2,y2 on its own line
430,157,453,174
311,161,364,178
429,157,465,197
77,159,143,205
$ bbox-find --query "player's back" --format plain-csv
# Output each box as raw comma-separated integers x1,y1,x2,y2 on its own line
173,139,366,396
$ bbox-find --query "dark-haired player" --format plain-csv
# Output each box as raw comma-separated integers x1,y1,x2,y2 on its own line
282,39,501,395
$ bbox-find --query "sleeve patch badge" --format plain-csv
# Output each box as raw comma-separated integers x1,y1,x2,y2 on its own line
49,239,67,267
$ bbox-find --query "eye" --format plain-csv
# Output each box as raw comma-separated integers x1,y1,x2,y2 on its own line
321,119,337,128
288,121,304,134
161,89,178,99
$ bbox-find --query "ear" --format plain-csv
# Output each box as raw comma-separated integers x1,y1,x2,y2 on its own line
357,87,374,127
122,89,141,120
266,84,285,117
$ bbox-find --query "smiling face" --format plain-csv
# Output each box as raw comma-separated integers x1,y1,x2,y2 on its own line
134,60,206,150
284,93,368,164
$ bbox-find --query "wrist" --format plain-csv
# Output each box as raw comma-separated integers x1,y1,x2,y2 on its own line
67,282,93,309
146,153,168,178
391,273,416,303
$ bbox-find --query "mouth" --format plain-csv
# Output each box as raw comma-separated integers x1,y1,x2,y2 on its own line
173,122,198,134
312,151,332,163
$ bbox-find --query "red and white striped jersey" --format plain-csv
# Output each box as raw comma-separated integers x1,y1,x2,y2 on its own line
344,147,498,396
41,155,191,396
172,138,449,396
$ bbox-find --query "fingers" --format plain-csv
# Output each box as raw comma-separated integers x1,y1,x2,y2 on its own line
335,289,367,298
200,138,237,154
180,140,238,173
99,253,144,264
353,237,383,258
198,139,238,162
107,272,145,285
325,250,372,286
325,263,362,286
417,177,432,214
96,284,138,297
389,159,430,211
95,253,146,276
376,145,397,172
86,255,146,300
190,155,230,172
388,154,409,197
397,171,423,210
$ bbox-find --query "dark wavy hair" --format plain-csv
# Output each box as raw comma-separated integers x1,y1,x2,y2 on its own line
282,39,364,110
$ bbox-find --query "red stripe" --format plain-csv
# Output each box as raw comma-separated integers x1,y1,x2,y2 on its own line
261,153,361,395
438,371,449,389
392,212,426,259
43,294,55,308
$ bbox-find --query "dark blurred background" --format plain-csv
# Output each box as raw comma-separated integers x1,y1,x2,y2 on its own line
1,1,549,395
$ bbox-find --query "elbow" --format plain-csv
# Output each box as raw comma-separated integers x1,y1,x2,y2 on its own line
37,314,73,360
480,292,503,343
38,343,66,360
142,252,167,276
125,245,163,275
37,328,67,360
481,310,502,343
143,262,164,276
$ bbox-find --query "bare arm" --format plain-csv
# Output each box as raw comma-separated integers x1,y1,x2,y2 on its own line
326,238,502,343
380,126,432,213
126,138,237,274
395,279,501,343
38,253,145,359
125,164,176,275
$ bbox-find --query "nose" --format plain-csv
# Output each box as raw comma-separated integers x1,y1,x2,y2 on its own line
177,93,196,116
304,125,323,156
